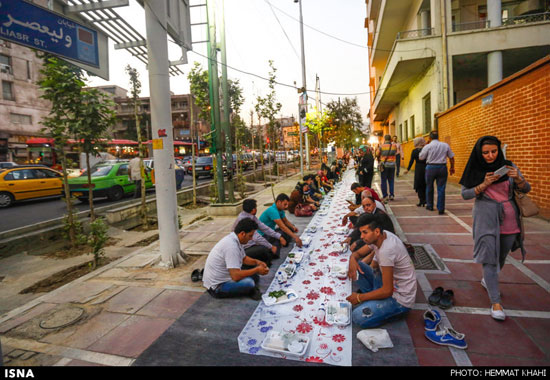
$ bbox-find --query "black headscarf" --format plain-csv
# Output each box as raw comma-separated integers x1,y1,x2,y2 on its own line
459,136,512,188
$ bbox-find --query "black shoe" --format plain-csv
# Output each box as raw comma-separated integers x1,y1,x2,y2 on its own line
416,202,425,207
426,206,434,211
428,287,444,306
439,290,454,309
250,287,262,301
439,210,445,215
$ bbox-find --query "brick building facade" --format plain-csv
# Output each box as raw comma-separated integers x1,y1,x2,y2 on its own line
435,55,550,218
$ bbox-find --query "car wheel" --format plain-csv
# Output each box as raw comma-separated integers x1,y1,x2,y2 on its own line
0,192,14,208
107,186,124,201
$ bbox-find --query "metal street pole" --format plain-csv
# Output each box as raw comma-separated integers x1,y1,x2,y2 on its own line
296,0,310,170
219,0,234,203
206,0,225,203
143,0,185,267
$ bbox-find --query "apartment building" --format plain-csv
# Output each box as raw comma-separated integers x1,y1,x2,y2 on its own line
365,0,550,142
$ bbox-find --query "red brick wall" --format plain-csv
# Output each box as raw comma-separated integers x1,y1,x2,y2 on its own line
436,56,550,218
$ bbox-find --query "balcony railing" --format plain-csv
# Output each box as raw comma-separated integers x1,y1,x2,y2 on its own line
502,12,550,26
452,20,490,32
396,28,434,40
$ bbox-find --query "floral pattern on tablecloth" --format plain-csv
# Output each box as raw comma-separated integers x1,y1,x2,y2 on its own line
237,166,357,366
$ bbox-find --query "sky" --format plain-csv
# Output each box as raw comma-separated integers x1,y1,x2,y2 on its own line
87,0,371,128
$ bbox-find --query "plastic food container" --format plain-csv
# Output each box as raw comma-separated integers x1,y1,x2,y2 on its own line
287,251,304,264
325,301,351,326
262,289,298,306
331,261,348,278
261,331,310,357
302,236,312,247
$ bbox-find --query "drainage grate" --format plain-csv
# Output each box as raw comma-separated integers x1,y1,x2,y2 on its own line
410,244,439,270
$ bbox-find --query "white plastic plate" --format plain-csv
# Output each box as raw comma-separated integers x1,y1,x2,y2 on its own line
261,331,310,357
262,289,298,306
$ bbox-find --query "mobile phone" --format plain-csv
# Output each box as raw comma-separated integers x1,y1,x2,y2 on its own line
494,166,510,177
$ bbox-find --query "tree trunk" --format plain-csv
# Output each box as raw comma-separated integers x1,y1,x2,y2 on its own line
86,152,95,221
60,150,76,247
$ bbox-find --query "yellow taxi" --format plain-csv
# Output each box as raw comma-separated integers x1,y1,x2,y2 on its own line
0,165,63,208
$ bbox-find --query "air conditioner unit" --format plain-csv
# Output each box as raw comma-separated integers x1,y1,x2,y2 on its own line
0,64,11,74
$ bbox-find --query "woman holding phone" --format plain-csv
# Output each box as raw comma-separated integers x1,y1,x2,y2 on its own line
459,136,531,321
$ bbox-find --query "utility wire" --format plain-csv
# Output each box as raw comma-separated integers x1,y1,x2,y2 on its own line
266,1,301,61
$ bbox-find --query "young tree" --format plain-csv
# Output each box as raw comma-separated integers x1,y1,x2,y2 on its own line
38,56,86,247
125,65,149,228
305,106,332,163
75,87,116,221
325,97,364,149
256,60,282,177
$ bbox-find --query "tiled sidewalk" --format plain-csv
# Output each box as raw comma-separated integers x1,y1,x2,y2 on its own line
382,173,550,366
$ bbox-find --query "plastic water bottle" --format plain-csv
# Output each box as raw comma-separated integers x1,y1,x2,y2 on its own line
316,302,326,321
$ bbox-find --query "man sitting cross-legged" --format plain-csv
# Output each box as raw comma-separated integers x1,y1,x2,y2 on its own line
346,213,417,328
202,218,270,300
232,198,287,267
259,193,303,248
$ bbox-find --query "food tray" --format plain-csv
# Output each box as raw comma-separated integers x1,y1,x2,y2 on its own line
305,226,318,234
302,236,312,247
261,331,310,357
325,301,351,326
287,250,305,264
330,260,348,278
276,263,296,283
335,226,349,235
331,242,348,253
262,289,298,306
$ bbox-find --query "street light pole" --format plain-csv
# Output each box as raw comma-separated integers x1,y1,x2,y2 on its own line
295,0,310,170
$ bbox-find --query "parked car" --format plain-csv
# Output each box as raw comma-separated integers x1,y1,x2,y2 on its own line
240,153,254,170
143,158,186,190
0,165,63,208
193,155,215,178
0,162,18,169
67,162,154,202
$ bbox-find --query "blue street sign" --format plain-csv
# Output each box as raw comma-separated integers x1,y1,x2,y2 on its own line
0,0,99,67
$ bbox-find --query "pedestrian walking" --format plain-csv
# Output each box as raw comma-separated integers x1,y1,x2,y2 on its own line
376,135,397,202
358,146,375,188
459,136,531,321
404,137,427,207
128,156,142,198
419,131,455,214
392,136,404,177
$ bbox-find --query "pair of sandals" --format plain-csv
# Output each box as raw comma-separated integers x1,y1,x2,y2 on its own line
428,287,454,309
191,268,204,282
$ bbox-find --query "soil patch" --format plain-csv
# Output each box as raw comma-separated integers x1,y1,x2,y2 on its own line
127,234,159,247
19,257,118,294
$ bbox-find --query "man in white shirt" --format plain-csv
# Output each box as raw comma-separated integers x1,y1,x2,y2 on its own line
203,218,269,300
232,198,287,266
346,213,417,328
419,131,455,215
128,156,142,198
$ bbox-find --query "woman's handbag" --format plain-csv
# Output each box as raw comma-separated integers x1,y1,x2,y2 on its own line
294,204,313,217
514,190,539,217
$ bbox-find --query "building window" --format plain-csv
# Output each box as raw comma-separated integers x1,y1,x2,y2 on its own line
0,54,12,74
2,81,14,100
423,93,431,134
410,115,415,138
398,124,403,143
26,61,32,80
10,113,32,124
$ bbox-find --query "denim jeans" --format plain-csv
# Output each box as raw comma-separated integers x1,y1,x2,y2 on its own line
210,274,259,298
425,164,448,212
380,166,395,198
352,262,410,328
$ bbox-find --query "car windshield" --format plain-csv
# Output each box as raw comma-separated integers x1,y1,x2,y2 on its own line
196,156,212,164
82,165,113,177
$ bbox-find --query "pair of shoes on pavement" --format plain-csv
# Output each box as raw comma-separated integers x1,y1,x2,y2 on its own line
480,278,506,320
250,286,262,301
428,287,454,309
423,309,468,349
191,268,204,282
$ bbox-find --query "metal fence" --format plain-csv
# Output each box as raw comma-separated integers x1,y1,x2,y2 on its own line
452,20,490,32
502,12,550,26
396,28,434,40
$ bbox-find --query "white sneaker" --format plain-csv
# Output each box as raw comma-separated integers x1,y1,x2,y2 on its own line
491,305,506,321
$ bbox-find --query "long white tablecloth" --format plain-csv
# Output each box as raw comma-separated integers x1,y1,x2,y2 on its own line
238,166,357,366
